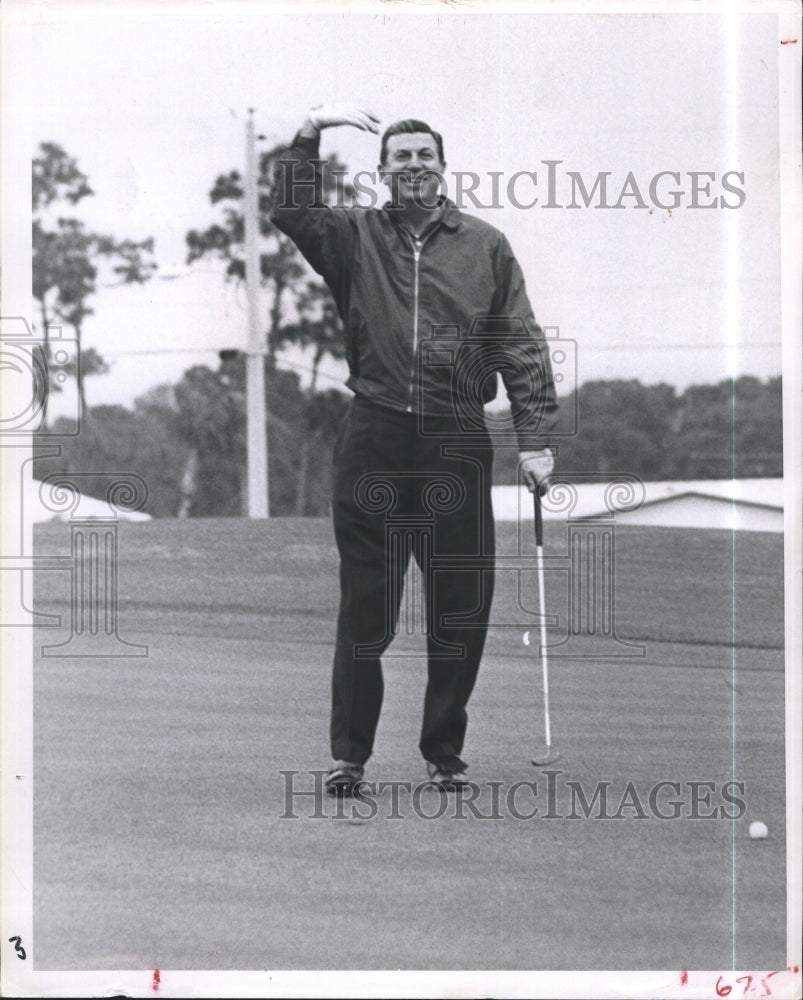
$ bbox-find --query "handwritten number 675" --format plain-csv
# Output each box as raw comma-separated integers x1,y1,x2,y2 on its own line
716,972,780,997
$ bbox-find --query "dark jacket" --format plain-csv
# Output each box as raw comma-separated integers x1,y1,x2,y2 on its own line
270,132,558,450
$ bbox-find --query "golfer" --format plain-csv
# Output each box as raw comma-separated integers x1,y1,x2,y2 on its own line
272,104,558,793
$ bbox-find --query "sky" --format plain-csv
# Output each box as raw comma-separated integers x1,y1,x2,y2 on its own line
4,1,798,412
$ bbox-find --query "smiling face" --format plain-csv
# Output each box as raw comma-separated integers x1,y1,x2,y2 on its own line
379,132,446,208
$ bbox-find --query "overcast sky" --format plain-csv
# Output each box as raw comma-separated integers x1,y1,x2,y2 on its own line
7,2,798,410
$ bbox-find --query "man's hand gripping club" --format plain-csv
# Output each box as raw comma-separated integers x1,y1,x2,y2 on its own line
520,449,554,498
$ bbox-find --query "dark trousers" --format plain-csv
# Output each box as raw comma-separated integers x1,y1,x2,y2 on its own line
330,395,496,764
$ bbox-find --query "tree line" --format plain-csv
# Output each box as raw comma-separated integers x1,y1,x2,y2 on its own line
31,142,783,518
490,374,782,485
37,371,782,518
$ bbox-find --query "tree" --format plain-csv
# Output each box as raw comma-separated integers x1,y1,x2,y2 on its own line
185,141,352,367
554,380,678,478
32,142,157,421
275,280,347,513
670,376,783,479
172,363,248,516
130,385,193,517
490,376,780,483
39,390,189,518
185,140,354,511
168,354,349,517
277,280,346,393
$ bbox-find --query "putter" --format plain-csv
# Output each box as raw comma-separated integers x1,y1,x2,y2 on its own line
531,486,561,767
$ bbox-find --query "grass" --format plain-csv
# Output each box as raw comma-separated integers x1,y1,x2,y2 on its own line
30,518,787,973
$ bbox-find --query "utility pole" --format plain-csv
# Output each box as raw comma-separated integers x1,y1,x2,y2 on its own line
244,109,269,518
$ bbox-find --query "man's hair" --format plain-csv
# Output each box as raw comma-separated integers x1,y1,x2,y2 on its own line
380,119,445,166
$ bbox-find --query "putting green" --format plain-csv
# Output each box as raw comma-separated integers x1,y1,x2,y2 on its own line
31,519,786,971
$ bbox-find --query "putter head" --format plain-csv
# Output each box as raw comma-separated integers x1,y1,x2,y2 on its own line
532,748,561,766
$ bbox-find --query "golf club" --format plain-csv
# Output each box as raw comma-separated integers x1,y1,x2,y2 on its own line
531,486,561,766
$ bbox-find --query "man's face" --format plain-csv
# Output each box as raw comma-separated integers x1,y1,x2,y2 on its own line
379,132,445,208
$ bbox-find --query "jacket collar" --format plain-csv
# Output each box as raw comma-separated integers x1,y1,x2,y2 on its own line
382,196,461,231
438,198,461,230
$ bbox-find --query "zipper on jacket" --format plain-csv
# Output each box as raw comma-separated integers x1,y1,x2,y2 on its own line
404,230,433,412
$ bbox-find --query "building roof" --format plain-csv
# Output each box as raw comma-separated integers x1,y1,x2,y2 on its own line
492,478,784,531
27,480,152,523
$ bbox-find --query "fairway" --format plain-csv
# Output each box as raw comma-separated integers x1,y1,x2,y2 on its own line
32,517,786,972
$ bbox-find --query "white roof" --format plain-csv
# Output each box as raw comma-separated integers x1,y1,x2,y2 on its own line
631,478,783,509
493,478,784,524
26,480,152,523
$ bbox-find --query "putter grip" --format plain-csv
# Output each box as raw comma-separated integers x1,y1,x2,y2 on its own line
534,489,544,548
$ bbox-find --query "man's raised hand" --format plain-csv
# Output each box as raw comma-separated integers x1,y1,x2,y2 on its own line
308,104,381,133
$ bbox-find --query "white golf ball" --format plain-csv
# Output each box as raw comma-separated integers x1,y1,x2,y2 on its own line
749,821,768,839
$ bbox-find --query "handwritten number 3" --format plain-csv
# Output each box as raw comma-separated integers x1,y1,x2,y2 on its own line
9,936,26,960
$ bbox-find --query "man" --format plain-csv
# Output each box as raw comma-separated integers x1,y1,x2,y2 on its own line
271,104,557,794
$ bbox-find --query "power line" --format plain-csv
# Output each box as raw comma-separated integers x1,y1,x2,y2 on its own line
102,341,782,358
103,345,349,386
583,342,782,351
105,347,223,356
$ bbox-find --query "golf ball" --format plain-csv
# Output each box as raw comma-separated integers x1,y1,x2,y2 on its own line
749,821,768,839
